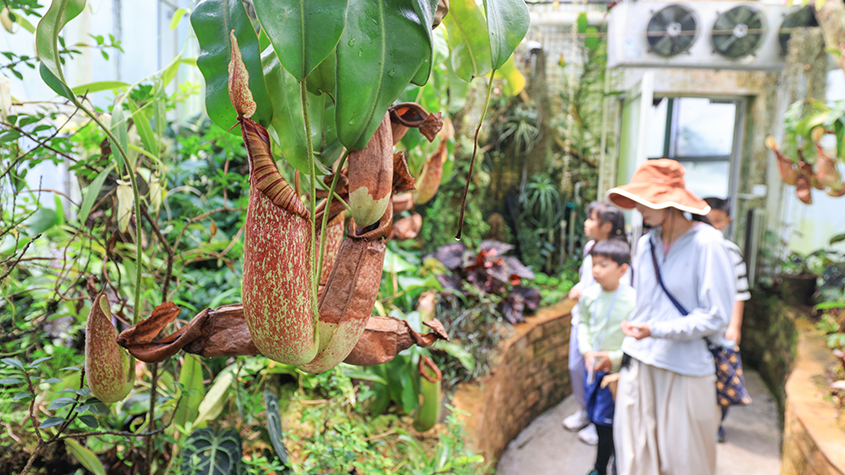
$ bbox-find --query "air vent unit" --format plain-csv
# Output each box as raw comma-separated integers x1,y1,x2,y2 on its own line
712,6,765,58
647,5,698,57
778,5,818,54
608,1,807,71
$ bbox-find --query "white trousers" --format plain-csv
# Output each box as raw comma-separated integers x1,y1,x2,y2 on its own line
614,358,718,475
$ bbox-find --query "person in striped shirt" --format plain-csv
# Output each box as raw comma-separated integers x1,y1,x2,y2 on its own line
705,197,752,443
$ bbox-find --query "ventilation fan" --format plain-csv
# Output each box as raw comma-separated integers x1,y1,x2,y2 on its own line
779,5,818,55
646,5,698,57
712,6,766,58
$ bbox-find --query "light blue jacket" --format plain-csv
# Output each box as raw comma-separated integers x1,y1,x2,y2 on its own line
621,224,735,376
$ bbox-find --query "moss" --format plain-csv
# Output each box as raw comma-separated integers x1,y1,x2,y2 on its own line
741,289,798,429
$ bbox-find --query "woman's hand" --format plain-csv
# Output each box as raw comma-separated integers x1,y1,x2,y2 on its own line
593,351,612,372
583,350,594,370
621,320,651,340
725,324,741,345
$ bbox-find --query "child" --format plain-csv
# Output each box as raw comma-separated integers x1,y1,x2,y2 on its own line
563,201,629,445
704,197,752,442
578,239,636,475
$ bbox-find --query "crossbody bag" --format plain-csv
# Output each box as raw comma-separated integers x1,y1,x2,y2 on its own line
649,238,751,407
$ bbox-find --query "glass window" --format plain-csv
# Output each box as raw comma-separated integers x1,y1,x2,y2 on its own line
676,160,730,199
674,98,736,157
646,98,669,158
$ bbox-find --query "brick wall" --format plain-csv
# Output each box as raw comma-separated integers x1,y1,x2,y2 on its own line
452,299,575,465
780,319,845,475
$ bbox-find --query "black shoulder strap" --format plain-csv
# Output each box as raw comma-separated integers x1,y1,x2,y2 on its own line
649,238,689,316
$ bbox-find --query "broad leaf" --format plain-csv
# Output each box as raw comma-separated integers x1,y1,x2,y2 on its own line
71,81,129,95
305,51,336,97
263,390,289,466
182,428,243,475
443,0,491,82
410,0,439,85
65,439,106,475
126,98,157,159
35,0,86,86
335,0,430,150
173,355,205,433
39,416,65,429
191,0,272,133
484,0,529,70
253,0,348,81
262,50,326,174
194,370,233,428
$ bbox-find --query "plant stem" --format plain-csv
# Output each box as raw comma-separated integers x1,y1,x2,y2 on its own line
76,103,144,322
300,79,319,324
316,150,350,281
146,362,158,471
457,75,495,241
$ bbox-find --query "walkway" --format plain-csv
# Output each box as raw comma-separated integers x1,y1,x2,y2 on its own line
497,369,781,475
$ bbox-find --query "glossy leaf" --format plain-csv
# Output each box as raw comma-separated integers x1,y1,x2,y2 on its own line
39,61,73,99
191,0,272,132
173,355,205,432
35,0,86,85
65,439,106,475
76,163,110,224
335,0,430,150
262,50,326,174
39,416,65,429
411,0,439,85
443,0,491,82
181,428,243,475
305,51,336,97
253,0,348,81
484,0,529,70
126,98,157,159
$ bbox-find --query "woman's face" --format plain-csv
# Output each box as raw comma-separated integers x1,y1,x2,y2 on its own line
584,209,603,240
635,204,666,227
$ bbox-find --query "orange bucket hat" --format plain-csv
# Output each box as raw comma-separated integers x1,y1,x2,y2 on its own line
607,159,710,215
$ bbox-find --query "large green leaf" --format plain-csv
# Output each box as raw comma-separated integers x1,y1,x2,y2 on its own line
173,355,205,433
71,81,129,95
181,428,242,475
35,0,86,85
65,439,106,475
194,370,233,428
191,0,272,133
77,165,113,225
253,0,348,82
305,51,336,97
262,50,326,174
410,0,439,85
335,0,430,150
484,0,529,70
443,0,491,82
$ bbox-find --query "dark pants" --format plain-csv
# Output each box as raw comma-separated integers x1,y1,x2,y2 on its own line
595,423,614,475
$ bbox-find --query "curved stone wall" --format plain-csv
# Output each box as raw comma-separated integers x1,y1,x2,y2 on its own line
781,319,845,475
452,299,574,464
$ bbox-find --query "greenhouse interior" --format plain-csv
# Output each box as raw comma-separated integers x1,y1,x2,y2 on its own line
1,0,845,474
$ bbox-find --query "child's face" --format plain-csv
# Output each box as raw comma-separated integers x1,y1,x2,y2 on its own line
584,210,611,240
706,209,731,231
592,255,628,290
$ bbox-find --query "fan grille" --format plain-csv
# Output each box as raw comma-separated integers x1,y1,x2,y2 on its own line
779,6,818,55
646,5,698,57
712,6,766,58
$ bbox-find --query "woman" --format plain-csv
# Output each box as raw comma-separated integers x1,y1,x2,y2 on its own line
606,160,735,475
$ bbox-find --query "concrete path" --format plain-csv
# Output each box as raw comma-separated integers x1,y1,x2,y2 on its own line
497,369,781,475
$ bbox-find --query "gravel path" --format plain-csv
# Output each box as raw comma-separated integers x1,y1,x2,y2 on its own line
496,369,781,475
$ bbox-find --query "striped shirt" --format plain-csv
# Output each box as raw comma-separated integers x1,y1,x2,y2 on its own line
724,240,751,302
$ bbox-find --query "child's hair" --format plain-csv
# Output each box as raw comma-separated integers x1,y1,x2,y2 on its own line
587,201,626,241
703,197,731,217
590,238,631,267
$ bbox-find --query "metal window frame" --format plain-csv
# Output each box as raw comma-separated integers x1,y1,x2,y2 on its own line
647,95,746,240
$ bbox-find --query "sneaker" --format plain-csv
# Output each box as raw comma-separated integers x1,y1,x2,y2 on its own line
717,425,726,443
578,423,599,445
562,409,590,432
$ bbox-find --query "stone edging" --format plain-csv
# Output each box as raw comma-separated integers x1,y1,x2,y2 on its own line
781,319,845,475
452,299,575,465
